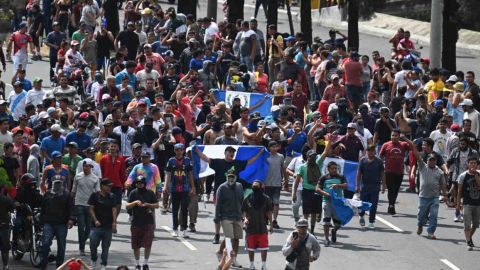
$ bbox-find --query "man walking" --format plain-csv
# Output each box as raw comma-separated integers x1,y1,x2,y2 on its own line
282,218,320,270
242,180,273,270
88,178,118,270
126,176,160,270
355,145,386,229
72,158,100,256
410,137,448,240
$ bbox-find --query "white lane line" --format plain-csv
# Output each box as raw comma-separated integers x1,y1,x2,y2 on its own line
440,259,461,270
161,226,197,251
375,215,404,233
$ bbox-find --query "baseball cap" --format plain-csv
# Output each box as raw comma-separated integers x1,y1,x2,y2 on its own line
102,94,111,100
145,61,154,70
347,123,357,129
188,38,197,44
19,115,28,121
284,36,295,42
224,123,233,129
134,91,143,97
350,51,360,58
47,107,56,114
104,120,114,126
163,50,174,58
434,100,444,106
134,176,147,183
70,40,79,46
459,99,473,106
174,143,185,149
141,8,152,15
258,120,266,127
33,77,43,83
39,111,49,119
13,81,23,87
311,111,321,118
127,21,135,26
420,58,430,64
52,21,60,26
100,138,109,144
47,118,56,125
135,20,142,26
366,144,376,151
50,124,65,133
427,153,437,160
80,112,89,119
141,151,151,157
100,178,113,186
446,75,458,83
13,130,24,137
132,143,142,149
225,146,236,152
138,99,147,106
297,218,309,227
451,124,461,132
84,147,96,153
51,151,63,159
307,150,317,157
83,158,94,167
19,22,28,29
331,74,340,80
67,142,78,148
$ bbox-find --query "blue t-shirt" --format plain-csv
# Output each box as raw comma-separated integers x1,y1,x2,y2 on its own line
40,136,66,167
151,41,170,55
189,58,204,71
202,55,217,64
286,129,308,157
358,156,384,187
165,157,193,193
65,131,91,157
45,31,66,57
0,112,14,124
16,78,32,91
115,70,137,97
219,53,236,77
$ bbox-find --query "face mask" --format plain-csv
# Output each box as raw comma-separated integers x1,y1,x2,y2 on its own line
201,106,211,114
252,187,263,196
227,175,236,186
307,158,316,165
436,107,443,116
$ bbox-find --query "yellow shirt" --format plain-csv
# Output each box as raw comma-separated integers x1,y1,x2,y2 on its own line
95,151,106,164
426,80,444,103
268,35,284,59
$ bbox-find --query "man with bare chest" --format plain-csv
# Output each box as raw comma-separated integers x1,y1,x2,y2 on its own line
203,115,225,145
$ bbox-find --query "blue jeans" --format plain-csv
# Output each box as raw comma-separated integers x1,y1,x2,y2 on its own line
90,227,113,266
359,187,380,223
41,223,68,268
417,197,440,234
346,84,364,109
240,55,254,72
76,206,91,252
363,81,371,100
316,81,327,101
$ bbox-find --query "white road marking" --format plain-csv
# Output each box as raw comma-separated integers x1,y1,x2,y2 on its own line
440,259,461,270
161,226,197,251
375,215,404,233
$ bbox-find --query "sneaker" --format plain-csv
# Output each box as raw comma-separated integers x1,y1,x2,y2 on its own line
135,265,141,270
189,223,196,232
387,205,393,215
172,230,179,237
331,229,337,243
324,239,330,247
206,194,210,201
427,233,436,239
359,216,365,227
368,223,375,229
182,230,189,238
161,207,167,214
454,210,460,222
166,206,172,213
212,234,220,244
50,81,55,87
272,220,280,229
231,259,242,268
79,250,86,256
249,267,256,270
38,55,42,60
467,241,474,251
31,55,38,61
439,195,445,203
142,264,149,270
216,251,222,262
90,260,97,269
391,206,396,216
261,267,266,270
405,187,416,193
416,226,423,235
100,265,106,270
459,213,464,223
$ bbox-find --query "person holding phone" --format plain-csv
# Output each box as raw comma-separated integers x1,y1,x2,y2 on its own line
282,218,320,270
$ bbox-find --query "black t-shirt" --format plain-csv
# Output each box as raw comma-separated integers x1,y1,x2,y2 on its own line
0,194,14,228
88,192,117,227
116,30,140,60
1,156,19,186
145,89,156,103
30,12,44,34
335,135,364,162
261,138,288,157
374,118,397,145
160,75,180,100
241,193,272,235
170,40,188,61
372,68,388,93
460,172,480,206
465,83,480,112
127,189,159,226
390,96,405,117
458,131,477,150
210,159,248,193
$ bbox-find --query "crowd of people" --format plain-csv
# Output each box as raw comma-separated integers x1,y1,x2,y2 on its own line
0,1,480,270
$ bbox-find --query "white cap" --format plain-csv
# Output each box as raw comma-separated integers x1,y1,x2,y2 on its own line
39,111,49,119
347,123,357,129
446,75,458,83
50,124,65,133
459,99,473,106
271,105,281,112
83,158,94,167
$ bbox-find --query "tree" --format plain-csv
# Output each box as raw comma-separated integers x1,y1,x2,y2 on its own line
285,0,295,36
228,0,245,23
177,0,197,19
301,0,313,44
338,0,387,50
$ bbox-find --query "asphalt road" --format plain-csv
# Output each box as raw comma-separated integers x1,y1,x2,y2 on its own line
6,1,480,270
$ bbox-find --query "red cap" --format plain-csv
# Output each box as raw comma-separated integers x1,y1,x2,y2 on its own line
80,112,89,119
68,261,81,270
450,124,461,132
420,58,430,64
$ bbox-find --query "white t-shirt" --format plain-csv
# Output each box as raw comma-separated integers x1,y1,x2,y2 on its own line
136,30,147,44
136,69,160,88
0,131,13,156
138,118,166,131
204,22,219,44
63,49,84,72
429,130,452,162
8,90,27,121
465,110,480,138
91,82,105,104
272,80,288,96
355,129,373,156
394,70,408,92
405,79,422,99
26,88,46,106
289,156,306,191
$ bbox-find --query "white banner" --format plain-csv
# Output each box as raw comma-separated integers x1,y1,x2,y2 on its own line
225,91,251,108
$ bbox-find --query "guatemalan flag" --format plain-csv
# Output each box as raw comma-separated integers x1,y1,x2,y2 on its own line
321,157,359,192
212,90,273,117
330,188,372,226
192,145,270,184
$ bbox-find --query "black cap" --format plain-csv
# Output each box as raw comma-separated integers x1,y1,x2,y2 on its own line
427,153,437,160
307,150,317,157
100,178,113,186
47,118,56,125
225,146,236,153
134,175,147,183
84,147,96,153
141,151,151,158
268,141,278,147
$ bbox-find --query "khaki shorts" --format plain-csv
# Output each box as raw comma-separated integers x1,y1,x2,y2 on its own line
0,33,10,44
221,220,243,239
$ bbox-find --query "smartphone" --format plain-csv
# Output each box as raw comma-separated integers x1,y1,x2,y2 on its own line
414,137,424,144
292,231,298,239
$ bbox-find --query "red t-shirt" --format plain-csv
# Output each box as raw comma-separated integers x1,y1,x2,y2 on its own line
344,60,363,87
379,141,410,175
145,53,165,74
10,32,32,55
134,63,145,74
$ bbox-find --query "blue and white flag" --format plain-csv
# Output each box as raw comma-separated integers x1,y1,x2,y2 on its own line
330,188,372,226
321,157,359,192
212,89,273,117
192,145,269,184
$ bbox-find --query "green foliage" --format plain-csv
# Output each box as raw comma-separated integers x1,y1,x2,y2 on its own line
338,0,388,20
457,0,480,26
0,159,13,189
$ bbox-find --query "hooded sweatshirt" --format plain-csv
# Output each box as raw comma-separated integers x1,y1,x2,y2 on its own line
27,144,41,182
198,60,216,92
317,100,329,123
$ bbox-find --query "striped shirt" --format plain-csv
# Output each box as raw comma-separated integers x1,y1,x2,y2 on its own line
52,86,81,109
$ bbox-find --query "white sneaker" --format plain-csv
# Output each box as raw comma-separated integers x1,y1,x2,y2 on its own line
172,230,179,237
231,259,242,268
182,230,189,238
90,260,97,269
101,265,106,270
439,195,445,202
368,223,375,229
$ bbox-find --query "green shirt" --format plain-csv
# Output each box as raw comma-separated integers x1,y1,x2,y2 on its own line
63,154,83,181
296,159,323,190
318,173,347,202
72,30,86,44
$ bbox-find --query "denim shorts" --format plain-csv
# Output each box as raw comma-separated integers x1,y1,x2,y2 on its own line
265,186,281,205
111,187,123,206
